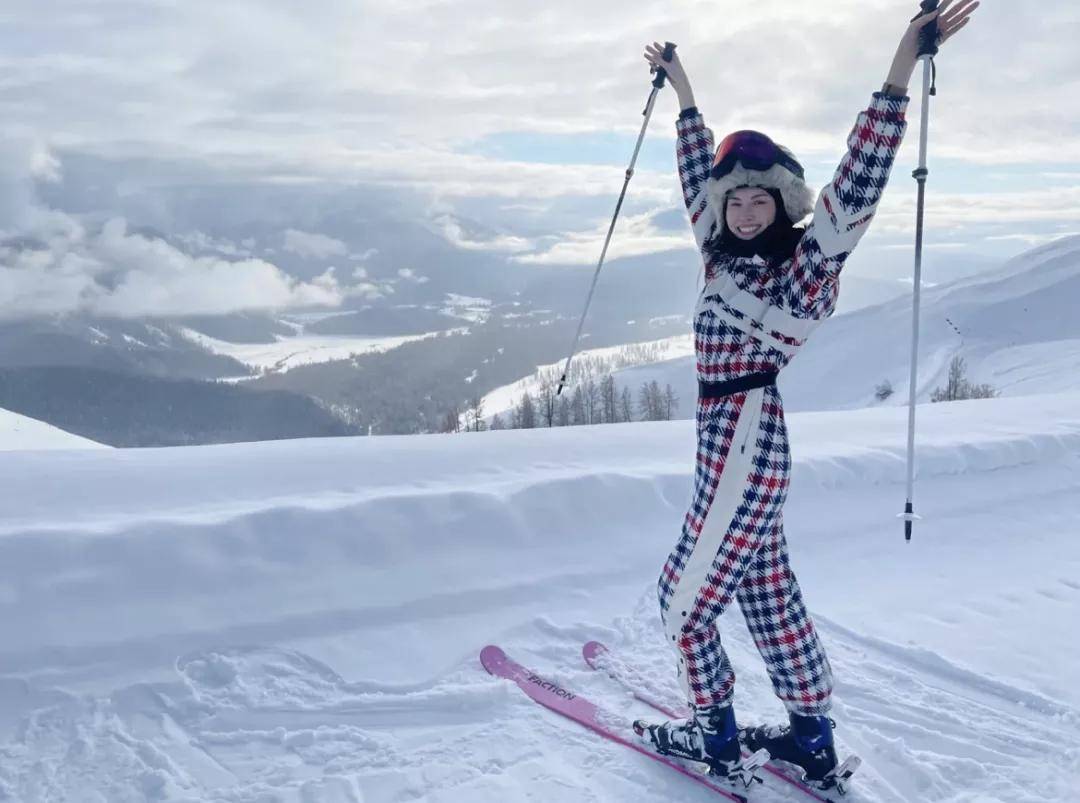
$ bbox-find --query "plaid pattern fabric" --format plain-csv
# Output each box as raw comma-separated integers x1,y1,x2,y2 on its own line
676,92,908,317
658,93,907,715
737,513,834,713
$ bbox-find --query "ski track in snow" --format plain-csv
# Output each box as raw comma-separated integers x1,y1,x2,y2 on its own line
2,397,1080,801
4,616,1076,802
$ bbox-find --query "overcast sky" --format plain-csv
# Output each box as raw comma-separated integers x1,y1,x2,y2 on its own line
1,0,1079,318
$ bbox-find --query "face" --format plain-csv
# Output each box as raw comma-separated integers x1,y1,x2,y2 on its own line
725,187,777,240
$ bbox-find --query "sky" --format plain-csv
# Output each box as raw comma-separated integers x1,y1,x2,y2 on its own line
1,0,1079,318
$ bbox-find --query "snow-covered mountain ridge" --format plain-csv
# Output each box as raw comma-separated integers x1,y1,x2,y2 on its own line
613,234,1080,416
476,234,1080,420
0,407,107,451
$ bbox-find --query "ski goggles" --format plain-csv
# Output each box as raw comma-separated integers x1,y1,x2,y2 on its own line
710,130,805,181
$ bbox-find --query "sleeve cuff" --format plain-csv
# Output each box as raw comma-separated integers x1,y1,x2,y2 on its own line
871,91,910,115
677,105,700,121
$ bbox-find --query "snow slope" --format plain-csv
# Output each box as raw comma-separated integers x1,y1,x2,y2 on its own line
178,326,465,375
0,407,109,451
1,393,1079,801
479,333,694,419
613,234,1080,416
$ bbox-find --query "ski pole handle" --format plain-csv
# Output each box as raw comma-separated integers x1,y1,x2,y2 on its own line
915,0,941,58
651,42,677,88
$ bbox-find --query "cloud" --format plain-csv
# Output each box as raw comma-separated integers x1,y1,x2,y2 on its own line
434,214,535,252
397,268,429,284
350,247,378,262
0,217,345,320
512,208,691,265
1,0,1077,292
282,228,349,260
9,0,1074,181
985,232,1080,247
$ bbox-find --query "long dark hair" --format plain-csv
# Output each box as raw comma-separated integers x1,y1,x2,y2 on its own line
703,188,805,265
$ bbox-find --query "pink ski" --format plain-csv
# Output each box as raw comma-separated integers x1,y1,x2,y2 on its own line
480,645,758,802
582,641,860,801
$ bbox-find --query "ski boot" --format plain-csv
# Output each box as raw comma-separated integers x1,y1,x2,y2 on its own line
634,703,767,787
740,713,860,794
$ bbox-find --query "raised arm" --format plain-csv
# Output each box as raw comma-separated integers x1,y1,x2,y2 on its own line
675,106,718,255
644,44,719,262
785,91,909,317
787,0,980,319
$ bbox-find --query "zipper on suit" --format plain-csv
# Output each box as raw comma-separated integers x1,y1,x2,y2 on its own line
740,393,763,455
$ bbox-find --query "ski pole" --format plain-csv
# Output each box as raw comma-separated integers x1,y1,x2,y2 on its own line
900,0,940,542
556,42,677,396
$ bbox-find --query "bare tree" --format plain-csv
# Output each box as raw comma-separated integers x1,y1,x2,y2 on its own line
931,356,997,402
518,392,537,429
619,386,634,423
663,384,679,420
583,378,601,425
570,386,586,425
638,380,664,421
490,412,505,430
464,395,486,432
600,375,618,423
556,395,572,427
536,380,557,427
440,405,462,433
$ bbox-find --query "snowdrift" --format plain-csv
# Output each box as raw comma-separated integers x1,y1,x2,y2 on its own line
1,392,1079,801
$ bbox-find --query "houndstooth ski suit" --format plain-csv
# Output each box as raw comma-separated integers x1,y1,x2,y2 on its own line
659,91,909,716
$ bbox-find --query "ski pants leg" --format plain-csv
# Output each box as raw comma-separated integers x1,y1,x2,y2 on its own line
656,385,833,716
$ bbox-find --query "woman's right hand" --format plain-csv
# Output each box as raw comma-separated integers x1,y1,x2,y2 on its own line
643,42,690,95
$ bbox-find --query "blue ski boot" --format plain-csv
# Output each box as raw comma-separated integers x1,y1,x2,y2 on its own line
633,703,745,778
740,713,841,785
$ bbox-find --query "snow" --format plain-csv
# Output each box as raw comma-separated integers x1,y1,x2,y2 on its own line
2,391,1079,801
441,293,492,324
481,334,695,418
177,326,466,373
613,234,1080,417
0,407,109,451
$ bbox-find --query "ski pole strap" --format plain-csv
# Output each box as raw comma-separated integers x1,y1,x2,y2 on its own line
914,0,941,57
914,0,940,95
651,42,677,89
699,371,778,400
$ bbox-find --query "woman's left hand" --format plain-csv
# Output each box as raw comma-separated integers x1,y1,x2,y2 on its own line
887,0,981,87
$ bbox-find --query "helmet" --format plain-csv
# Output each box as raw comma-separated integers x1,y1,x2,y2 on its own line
706,130,815,223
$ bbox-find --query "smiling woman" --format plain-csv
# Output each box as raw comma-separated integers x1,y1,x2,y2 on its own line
634,0,982,791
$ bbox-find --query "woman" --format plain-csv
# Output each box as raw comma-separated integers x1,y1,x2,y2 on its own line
636,0,979,788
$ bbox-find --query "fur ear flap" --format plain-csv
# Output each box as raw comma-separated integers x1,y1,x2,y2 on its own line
706,164,815,226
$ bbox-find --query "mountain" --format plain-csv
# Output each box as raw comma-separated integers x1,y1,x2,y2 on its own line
0,365,357,447
0,406,108,450
609,234,1080,415
0,315,251,380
